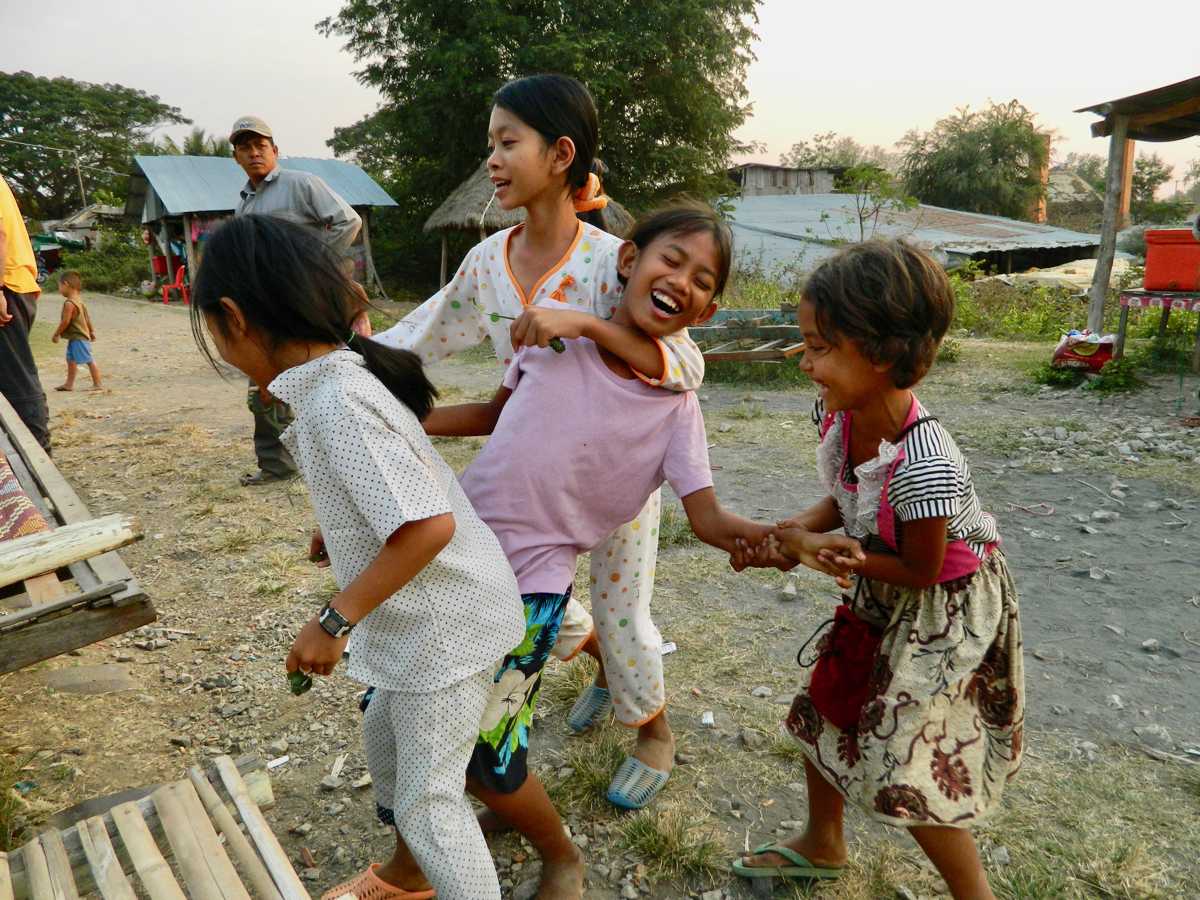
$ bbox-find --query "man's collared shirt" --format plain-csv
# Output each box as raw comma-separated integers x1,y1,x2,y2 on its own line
236,167,361,252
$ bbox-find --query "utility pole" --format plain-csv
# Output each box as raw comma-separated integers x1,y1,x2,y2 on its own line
73,152,87,208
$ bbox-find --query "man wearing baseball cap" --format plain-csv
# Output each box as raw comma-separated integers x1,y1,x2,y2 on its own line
230,116,362,486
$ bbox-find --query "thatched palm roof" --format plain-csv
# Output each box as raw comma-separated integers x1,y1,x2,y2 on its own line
423,161,634,235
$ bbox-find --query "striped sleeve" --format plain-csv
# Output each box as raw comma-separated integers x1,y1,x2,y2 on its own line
889,455,962,522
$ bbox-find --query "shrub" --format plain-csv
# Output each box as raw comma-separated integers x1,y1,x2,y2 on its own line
58,227,148,293
1085,357,1144,394
1031,362,1085,388
937,337,961,363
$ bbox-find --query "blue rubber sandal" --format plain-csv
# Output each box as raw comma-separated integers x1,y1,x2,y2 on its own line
605,756,670,810
566,685,612,732
731,843,843,881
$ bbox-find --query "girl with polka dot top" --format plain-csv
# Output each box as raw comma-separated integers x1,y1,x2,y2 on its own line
190,214,525,900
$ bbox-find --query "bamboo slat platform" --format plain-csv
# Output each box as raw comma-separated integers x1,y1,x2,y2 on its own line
3,756,308,900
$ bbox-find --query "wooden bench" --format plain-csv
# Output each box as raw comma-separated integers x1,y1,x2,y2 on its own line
0,393,154,674
1,756,308,900
690,307,804,363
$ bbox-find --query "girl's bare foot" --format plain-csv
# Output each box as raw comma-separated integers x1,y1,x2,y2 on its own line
535,846,585,899
88,384,104,391
739,830,847,871
54,385,74,392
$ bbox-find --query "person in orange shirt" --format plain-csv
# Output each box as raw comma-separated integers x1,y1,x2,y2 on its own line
0,175,49,452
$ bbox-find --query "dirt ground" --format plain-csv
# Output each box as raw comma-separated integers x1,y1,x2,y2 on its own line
3,291,1200,899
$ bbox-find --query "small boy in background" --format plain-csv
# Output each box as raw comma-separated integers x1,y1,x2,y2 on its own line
51,271,103,391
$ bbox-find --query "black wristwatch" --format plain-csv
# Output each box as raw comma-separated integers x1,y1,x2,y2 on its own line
318,604,354,638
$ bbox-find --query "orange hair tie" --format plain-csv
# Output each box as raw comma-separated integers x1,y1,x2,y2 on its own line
573,172,609,213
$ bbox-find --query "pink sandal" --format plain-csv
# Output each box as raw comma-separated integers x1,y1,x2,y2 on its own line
320,864,435,900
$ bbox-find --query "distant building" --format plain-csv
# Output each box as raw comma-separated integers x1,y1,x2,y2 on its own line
728,163,839,198
727,193,1100,279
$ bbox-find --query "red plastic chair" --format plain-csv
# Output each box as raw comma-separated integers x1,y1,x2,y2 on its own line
161,266,190,305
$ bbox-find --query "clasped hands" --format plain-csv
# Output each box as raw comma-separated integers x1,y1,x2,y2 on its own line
732,519,865,588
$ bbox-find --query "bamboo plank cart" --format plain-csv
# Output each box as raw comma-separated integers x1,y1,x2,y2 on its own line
690,306,805,363
1114,290,1200,373
0,755,309,900
0,393,154,674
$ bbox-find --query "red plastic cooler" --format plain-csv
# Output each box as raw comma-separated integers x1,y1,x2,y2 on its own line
1144,229,1200,291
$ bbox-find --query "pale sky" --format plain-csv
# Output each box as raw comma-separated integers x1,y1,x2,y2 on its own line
3,0,1198,191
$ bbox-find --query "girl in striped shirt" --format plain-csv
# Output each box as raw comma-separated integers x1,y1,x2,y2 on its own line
735,240,1023,900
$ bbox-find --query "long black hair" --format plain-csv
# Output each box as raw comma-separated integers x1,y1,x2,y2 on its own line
190,215,437,420
493,74,613,231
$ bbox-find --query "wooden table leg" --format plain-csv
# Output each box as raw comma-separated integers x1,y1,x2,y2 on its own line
1191,311,1200,374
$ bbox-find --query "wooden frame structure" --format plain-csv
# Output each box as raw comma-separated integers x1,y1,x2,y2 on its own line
690,307,805,363
1077,75,1200,336
0,755,308,900
0,393,154,674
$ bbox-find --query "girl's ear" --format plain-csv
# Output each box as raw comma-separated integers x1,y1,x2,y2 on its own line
616,240,638,281
551,136,576,178
218,296,249,337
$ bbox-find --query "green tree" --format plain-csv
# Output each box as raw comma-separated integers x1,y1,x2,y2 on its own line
0,70,188,219
780,132,896,170
898,100,1049,220
1130,152,1172,206
1060,151,1106,192
318,0,760,287
148,127,231,158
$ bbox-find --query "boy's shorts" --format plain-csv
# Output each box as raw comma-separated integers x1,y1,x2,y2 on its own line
66,339,93,364
466,588,572,794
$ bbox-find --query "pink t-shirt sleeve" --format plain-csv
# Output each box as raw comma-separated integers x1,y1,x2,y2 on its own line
662,397,714,500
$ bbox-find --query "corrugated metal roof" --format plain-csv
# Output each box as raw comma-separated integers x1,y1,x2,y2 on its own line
130,155,396,219
727,194,1100,277
1075,75,1200,142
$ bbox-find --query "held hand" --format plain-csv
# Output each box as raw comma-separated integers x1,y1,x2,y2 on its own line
733,534,798,571
285,617,347,678
51,334,60,343
308,529,330,567
773,526,864,588
0,293,10,326
509,307,590,350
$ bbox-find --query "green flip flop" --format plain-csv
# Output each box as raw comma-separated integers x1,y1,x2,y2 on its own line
731,843,843,881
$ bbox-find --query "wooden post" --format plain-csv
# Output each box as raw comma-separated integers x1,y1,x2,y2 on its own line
358,210,382,298
1087,115,1131,334
1115,303,1130,359
1192,307,1200,374
1117,138,1135,231
158,223,172,281
182,214,199,281
439,233,449,286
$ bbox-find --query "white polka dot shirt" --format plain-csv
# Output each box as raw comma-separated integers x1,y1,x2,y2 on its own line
271,350,526,693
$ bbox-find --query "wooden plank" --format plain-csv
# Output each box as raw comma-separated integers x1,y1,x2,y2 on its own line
0,582,125,633
37,833,79,900
691,324,802,342
0,597,155,675
0,515,141,591
20,840,55,900
748,339,784,353
0,851,13,900
1087,114,1131,334
6,759,272,899
109,802,186,900
1117,138,1135,231
76,817,136,900
23,574,66,605
1128,95,1200,131
0,393,139,594
213,758,308,900
187,767,282,900
152,784,223,900
175,781,252,900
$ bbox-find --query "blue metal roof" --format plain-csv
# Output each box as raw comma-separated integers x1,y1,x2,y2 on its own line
131,155,396,219
727,194,1100,278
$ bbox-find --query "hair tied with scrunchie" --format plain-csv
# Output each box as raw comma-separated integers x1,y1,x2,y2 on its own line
573,172,609,213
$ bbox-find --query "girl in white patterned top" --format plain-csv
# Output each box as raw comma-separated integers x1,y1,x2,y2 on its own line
375,74,699,806
735,240,1023,900
190,214,525,900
